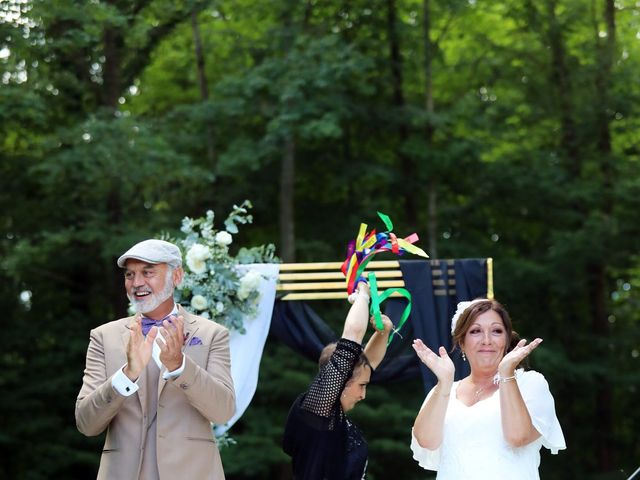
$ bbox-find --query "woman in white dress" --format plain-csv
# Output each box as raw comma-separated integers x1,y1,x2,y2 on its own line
411,299,565,480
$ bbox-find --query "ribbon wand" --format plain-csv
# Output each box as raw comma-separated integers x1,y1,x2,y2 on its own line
342,212,428,344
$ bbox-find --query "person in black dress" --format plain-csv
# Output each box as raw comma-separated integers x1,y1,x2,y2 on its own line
283,282,393,479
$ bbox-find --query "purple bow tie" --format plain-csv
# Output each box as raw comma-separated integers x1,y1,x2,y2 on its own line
141,314,174,335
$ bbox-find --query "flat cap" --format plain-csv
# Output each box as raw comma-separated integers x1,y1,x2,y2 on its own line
117,239,183,268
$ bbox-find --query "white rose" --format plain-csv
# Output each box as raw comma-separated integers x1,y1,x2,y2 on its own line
237,270,262,300
242,270,262,289
216,301,225,313
215,231,233,246
186,244,211,274
191,294,209,311
450,299,485,334
187,258,207,274
187,243,211,261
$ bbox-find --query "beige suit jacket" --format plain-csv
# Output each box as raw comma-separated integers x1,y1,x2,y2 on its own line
76,306,236,479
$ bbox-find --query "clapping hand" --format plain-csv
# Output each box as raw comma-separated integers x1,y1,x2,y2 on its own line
124,313,157,381
158,314,185,372
498,338,543,376
412,339,455,386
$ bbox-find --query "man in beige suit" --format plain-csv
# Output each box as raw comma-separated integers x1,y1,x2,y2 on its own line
76,239,235,479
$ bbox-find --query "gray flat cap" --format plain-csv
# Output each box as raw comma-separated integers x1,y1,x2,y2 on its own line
117,239,183,268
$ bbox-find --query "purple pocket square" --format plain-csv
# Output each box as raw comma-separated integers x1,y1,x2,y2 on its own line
188,336,203,346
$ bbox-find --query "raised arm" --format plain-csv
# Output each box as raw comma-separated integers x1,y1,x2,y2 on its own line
412,340,455,450
341,282,371,344
299,282,370,418
498,338,543,447
363,314,392,369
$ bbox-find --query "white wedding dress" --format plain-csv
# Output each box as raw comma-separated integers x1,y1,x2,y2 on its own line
411,370,566,480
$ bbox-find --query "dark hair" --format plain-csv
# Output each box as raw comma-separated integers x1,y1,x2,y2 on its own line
452,299,527,367
318,342,372,375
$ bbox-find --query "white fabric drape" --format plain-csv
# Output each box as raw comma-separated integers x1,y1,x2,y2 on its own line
214,263,280,436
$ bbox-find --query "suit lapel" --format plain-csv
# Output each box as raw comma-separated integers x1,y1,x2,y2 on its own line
178,305,200,351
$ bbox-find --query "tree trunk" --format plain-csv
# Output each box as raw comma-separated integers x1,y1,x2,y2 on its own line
423,0,437,258
423,0,434,121
102,27,123,108
280,136,296,262
277,0,310,263
387,0,418,229
106,187,128,317
427,179,438,258
593,0,615,199
590,0,616,471
588,261,613,470
191,10,216,171
545,0,580,176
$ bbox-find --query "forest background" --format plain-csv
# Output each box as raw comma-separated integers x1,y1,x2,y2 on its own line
1,0,639,478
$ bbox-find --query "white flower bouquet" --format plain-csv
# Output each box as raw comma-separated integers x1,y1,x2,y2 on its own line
169,200,278,333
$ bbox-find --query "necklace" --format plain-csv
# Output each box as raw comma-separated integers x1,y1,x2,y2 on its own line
473,386,485,400
469,378,495,402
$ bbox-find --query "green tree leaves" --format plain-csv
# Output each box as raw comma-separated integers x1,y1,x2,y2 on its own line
2,0,640,478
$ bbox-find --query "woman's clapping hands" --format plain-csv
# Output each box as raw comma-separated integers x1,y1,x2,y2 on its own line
412,339,455,386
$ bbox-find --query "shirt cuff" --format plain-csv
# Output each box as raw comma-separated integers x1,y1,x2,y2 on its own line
162,354,186,380
112,366,139,396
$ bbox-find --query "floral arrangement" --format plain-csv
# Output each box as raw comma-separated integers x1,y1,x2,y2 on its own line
168,200,278,333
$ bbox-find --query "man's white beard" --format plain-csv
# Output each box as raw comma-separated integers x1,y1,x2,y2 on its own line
128,270,175,314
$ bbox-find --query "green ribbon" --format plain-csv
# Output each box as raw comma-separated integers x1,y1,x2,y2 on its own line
376,211,394,231
368,271,412,346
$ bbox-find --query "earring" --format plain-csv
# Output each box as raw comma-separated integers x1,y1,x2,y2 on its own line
462,351,466,361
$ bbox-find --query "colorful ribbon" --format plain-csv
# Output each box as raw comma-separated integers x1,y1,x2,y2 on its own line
341,212,428,344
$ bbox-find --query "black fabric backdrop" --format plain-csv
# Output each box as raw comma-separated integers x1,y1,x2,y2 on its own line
270,258,489,394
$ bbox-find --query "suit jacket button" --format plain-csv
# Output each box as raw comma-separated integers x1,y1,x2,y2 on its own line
180,383,188,390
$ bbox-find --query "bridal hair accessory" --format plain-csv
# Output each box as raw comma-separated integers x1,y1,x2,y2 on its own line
450,298,487,335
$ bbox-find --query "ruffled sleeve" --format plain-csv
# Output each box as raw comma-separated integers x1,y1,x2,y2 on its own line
518,370,566,454
410,387,441,471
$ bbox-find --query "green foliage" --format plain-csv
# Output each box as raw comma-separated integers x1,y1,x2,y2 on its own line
2,0,640,478
170,201,278,332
